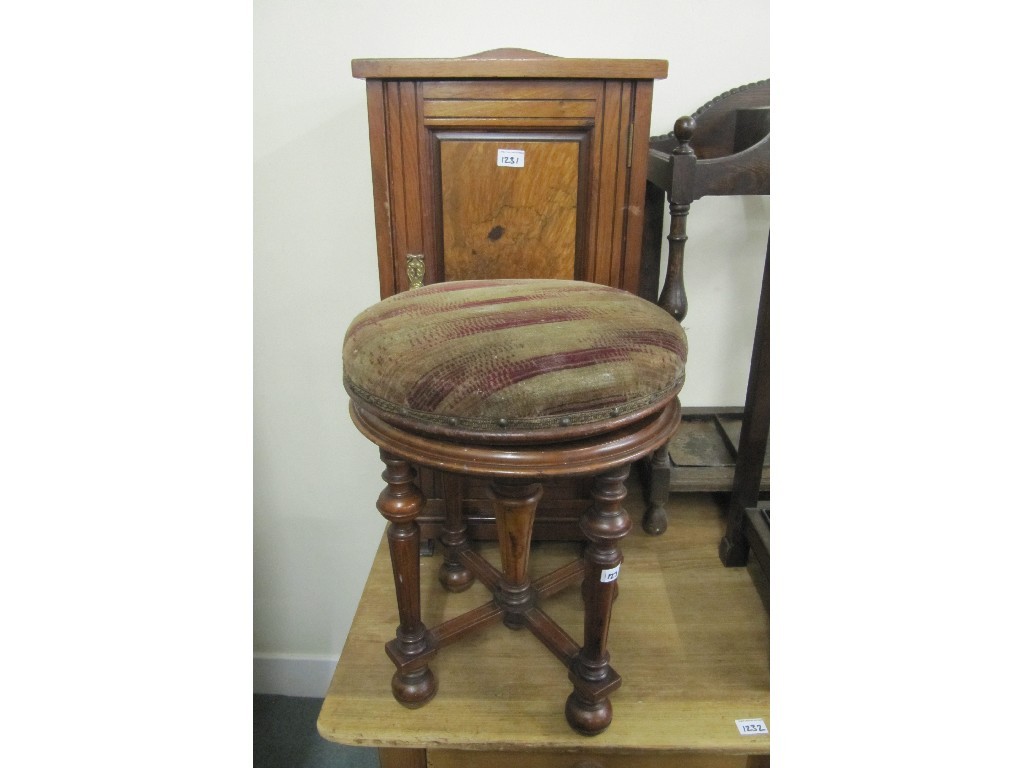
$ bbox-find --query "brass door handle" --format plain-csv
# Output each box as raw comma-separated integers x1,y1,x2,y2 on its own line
406,254,425,289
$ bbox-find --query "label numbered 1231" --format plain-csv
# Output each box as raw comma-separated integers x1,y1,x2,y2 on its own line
496,148,525,168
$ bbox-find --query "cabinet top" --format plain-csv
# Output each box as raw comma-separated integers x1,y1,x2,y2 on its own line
352,48,668,80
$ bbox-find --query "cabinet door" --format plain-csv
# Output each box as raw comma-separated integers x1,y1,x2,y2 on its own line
436,132,586,282
367,78,647,296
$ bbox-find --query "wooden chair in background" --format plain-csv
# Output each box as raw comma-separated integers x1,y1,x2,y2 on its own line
637,80,769,571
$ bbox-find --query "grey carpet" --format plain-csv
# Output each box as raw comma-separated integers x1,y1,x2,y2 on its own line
254,695,380,768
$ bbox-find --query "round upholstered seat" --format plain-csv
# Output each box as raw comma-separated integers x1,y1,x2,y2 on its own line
343,279,687,443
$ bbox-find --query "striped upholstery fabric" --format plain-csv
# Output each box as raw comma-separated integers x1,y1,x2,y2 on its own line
343,280,687,440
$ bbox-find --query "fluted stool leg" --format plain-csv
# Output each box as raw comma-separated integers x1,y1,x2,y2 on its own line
437,471,474,592
566,464,632,735
490,479,543,630
377,450,437,707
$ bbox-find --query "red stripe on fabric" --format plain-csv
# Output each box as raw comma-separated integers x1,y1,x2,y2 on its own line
347,289,539,336
349,286,608,339
345,299,454,337
617,329,688,359
421,307,589,346
405,354,485,411
479,347,632,392
348,279,627,337
407,346,633,412
417,280,510,294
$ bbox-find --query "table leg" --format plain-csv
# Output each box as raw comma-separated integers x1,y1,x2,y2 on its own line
377,747,427,768
377,450,437,707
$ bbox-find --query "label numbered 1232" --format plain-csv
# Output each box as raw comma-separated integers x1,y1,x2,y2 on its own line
735,718,768,735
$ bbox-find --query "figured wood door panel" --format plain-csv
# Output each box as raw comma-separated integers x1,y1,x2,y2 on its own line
440,138,581,281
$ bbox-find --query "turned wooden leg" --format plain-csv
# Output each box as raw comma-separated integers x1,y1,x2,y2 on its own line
566,465,631,736
658,197,691,322
490,478,543,630
437,471,474,592
377,747,427,768
720,248,769,567
642,444,671,535
377,451,437,707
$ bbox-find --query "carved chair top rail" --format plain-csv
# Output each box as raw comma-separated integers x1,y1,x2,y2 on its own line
646,79,770,200
649,80,769,155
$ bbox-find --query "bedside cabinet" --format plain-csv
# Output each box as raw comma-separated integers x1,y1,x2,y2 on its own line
351,49,668,542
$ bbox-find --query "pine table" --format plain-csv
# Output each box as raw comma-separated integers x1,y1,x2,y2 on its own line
317,486,770,768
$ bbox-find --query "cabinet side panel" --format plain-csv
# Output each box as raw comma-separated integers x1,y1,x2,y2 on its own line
608,81,632,289
417,83,441,288
592,80,625,287
384,81,409,297
582,84,606,285
622,79,656,296
398,81,424,288
365,81,396,298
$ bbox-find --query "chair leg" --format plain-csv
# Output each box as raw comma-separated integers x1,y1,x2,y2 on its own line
377,450,437,707
641,445,671,535
720,247,769,567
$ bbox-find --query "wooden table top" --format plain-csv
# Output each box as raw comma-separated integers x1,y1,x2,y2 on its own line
317,486,769,755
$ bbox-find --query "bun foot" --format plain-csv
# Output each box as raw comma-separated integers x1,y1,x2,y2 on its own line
438,563,475,593
391,666,437,708
564,691,612,736
642,503,668,535
718,533,749,567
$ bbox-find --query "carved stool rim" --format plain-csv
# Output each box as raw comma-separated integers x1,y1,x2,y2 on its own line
350,398,682,478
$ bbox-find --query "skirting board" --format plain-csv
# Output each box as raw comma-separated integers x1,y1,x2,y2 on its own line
253,653,338,698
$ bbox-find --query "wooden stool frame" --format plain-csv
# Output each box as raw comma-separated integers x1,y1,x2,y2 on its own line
351,399,682,735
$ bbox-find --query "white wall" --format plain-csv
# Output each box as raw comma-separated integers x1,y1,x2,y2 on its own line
254,0,769,695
